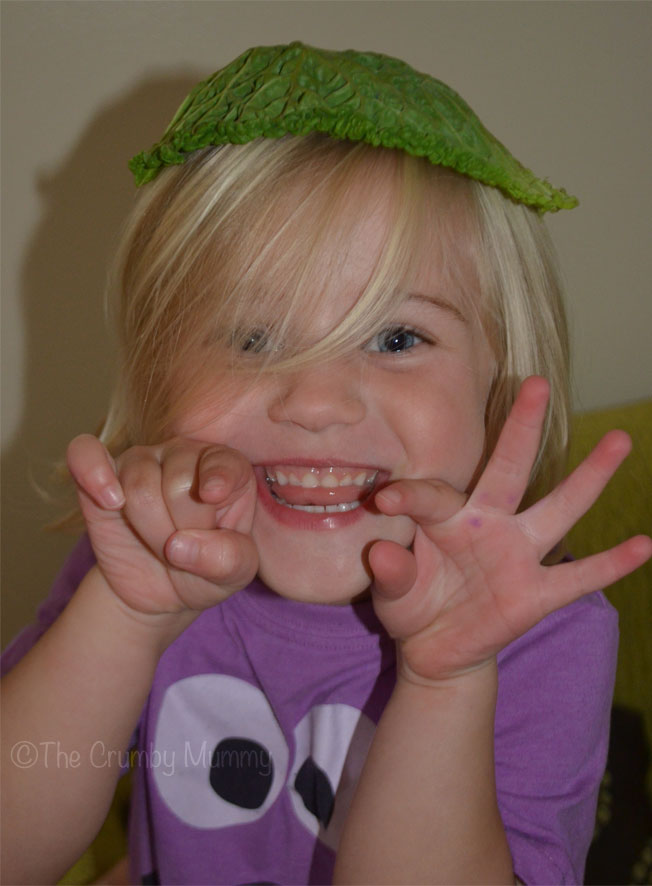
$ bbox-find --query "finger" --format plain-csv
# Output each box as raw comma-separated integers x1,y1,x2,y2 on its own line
521,430,634,555
66,435,125,511
118,447,175,560
469,376,549,513
196,446,257,533
368,540,417,600
375,479,466,527
541,535,652,612
160,443,218,532
165,528,259,594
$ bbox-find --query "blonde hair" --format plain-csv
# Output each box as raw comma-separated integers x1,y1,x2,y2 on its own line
101,134,570,507
471,183,570,504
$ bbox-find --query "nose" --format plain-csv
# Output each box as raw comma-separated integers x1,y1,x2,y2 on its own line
267,359,366,432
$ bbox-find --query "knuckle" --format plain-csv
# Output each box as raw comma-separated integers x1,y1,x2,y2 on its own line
120,460,161,511
162,461,195,502
165,467,196,503
553,481,577,521
127,482,160,512
160,444,204,504
491,450,522,478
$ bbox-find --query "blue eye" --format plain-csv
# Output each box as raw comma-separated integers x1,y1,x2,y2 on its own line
366,326,423,354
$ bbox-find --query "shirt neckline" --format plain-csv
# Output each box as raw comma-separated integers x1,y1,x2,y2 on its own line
231,579,388,647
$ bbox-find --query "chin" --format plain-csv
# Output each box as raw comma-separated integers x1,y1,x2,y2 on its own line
255,558,373,606
250,507,416,606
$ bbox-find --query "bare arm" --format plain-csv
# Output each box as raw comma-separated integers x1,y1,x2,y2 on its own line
1,568,194,883
1,438,258,884
336,664,511,885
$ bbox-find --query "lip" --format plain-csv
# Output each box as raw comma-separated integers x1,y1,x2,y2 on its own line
254,464,387,530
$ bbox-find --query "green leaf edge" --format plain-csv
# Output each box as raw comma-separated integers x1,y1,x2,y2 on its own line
128,43,578,214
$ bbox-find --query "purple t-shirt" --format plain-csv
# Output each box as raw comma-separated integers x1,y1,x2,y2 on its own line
2,535,618,885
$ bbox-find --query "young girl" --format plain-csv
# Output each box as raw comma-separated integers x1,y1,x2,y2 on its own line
3,42,650,885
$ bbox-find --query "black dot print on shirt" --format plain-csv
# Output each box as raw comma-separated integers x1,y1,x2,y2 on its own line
294,756,335,827
209,737,274,809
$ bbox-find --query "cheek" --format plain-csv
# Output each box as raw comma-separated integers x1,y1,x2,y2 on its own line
389,364,491,486
169,382,265,444
421,407,486,485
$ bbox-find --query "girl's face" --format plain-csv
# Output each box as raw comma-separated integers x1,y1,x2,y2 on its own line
172,173,494,605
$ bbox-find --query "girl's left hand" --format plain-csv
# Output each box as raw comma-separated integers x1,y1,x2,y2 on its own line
370,376,652,683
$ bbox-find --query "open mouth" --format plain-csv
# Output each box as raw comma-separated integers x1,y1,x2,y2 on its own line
264,465,379,514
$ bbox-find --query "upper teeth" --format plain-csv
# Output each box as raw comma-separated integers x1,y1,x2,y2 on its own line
265,467,377,489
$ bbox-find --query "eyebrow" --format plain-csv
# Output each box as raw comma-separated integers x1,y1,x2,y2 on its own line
405,292,467,323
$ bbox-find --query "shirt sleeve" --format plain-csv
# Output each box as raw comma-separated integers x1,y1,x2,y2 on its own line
495,590,618,885
1,534,96,676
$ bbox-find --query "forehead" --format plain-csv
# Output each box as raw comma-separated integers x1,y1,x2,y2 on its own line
262,151,476,311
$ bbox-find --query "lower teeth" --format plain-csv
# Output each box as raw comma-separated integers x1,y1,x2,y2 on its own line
274,496,360,514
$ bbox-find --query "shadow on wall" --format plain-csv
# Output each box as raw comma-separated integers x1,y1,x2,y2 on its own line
1,73,201,649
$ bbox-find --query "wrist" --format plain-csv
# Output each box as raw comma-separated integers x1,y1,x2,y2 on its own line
78,567,199,656
395,647,499,695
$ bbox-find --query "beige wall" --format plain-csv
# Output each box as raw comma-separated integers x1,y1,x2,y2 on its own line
2,0,651,647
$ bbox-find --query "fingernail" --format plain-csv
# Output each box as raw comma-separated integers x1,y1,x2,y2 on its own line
377,487,401,506
100,485,125,509
167,533,199,565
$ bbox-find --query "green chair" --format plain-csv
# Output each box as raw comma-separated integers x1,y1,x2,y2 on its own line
571,401,652,886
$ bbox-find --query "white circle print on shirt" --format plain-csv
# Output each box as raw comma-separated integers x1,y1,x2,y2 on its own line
289,703,376,851
151,675,376,845
152,675,289,828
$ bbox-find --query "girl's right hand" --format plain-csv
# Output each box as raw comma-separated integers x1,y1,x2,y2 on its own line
66,436,259,616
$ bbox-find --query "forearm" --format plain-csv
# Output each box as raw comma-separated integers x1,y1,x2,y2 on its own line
334,660,513,885
1,567,194,884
